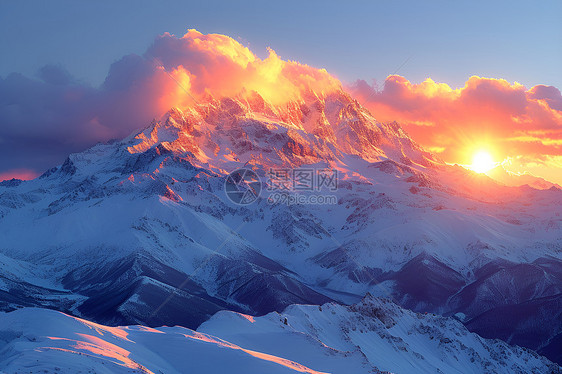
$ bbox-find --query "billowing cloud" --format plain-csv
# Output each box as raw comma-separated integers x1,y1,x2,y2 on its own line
141,30,341,105
349,76,562,184
0,29,341,180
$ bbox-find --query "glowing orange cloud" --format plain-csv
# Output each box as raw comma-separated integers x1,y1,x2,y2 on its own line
144,29,342,110
350,76,562,184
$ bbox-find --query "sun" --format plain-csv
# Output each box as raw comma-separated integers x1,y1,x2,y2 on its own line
471,151,495,173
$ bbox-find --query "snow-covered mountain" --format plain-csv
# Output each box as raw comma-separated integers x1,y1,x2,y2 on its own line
1,296,559,374
0,88,561,370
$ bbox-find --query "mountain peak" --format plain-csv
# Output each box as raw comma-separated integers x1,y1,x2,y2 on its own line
125,88,438,172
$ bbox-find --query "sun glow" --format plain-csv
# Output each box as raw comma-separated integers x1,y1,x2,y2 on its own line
471,150,496,173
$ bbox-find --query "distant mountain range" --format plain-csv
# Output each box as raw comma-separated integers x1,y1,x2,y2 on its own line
486,164,561,190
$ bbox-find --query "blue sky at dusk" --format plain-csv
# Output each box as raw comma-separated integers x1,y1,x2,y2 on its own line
1,0,560,89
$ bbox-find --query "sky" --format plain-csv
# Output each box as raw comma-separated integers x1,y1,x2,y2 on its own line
0,0,561,184
2,1,560,89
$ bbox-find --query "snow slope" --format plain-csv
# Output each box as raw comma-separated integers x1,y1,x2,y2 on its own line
0,308,327,374
1,296,559,374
